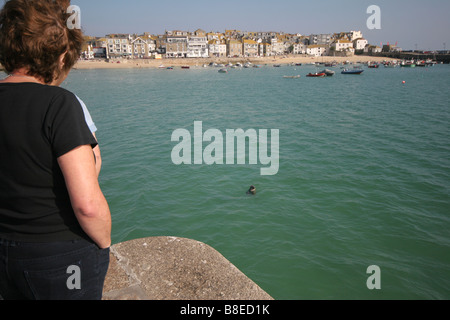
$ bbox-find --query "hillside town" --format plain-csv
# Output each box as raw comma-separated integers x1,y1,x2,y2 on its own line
82,29,394,60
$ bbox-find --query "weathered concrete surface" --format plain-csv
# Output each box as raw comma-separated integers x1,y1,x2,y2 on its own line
102,237,273,300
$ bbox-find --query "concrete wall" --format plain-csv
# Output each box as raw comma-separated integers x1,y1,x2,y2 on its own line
102,237,273,300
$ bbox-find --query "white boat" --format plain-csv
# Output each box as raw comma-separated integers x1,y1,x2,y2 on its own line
283,75,300,79
320,69,335,76
218,68,228,73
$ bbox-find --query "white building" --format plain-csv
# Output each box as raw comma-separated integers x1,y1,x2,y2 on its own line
208,39,227,57
131,37,148,58
349,31,363,41
353,38,369,51
293,43,307,55
270,38,285,55
364,45,382,54
107,34,133,58
166,36,188,58
259,42,273,57
187,36,209,58
307,45,328,57
332,38,354,53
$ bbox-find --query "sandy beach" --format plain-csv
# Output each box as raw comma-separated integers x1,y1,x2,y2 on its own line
74,55,393,70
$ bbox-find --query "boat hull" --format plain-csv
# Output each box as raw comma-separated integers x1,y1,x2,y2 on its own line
320,69,335,76
341,69,364,74
306,73,326,77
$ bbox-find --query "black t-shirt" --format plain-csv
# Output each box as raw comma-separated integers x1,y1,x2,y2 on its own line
0,83,98,242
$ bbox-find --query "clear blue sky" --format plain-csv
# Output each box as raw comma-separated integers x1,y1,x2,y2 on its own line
73,0,450,50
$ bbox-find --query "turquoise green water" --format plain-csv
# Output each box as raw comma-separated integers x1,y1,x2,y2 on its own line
32,63,450,299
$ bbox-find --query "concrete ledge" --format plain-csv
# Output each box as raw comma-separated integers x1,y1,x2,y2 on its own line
102,237,273,300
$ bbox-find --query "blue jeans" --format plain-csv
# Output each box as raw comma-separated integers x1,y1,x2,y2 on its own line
0,238,109,300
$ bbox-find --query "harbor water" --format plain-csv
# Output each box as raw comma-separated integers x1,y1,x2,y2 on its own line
6,62,449,299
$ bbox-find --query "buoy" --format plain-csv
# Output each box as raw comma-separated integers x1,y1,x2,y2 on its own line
402,81,406,84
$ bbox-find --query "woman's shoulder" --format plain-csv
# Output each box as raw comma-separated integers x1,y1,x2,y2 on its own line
43,84,77,99
0,82,78,106
35,84,80,108
0,82,77,99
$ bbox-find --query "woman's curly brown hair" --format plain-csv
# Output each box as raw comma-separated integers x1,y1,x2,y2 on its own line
0,0,84,84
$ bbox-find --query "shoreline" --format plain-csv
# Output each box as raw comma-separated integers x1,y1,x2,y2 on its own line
74,55,394,70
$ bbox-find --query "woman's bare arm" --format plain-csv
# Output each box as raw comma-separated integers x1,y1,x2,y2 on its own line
58,145,111,248
92,133,102,177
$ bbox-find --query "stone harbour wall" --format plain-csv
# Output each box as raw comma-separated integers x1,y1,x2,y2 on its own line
102,236,273,300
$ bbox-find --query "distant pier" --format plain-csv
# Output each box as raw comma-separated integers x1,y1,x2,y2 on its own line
373,52,450,63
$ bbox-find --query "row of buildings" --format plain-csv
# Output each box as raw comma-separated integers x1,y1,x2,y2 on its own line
83,29,383,60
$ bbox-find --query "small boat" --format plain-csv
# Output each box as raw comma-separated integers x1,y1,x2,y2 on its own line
320,69,335,76
181,66,190,69
166,66,173,70
400,60,415,68
306,72,326,77
218,68,228,73
273,64,282,67
384,62,397,68
295,63,302,66
341,69,364,74
416,60,428,67
368,63,379,68
425,59,436,66
283,75,300,79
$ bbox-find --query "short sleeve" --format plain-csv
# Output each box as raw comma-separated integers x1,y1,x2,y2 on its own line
45,91,98,158
76,95,97,133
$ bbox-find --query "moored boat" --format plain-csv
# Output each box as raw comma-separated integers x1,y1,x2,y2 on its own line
306,72,326,77
320,69,335,76
384,62,397,68
218,68,228,73
415,60,426,67
400,60,415,67
341,68,364,74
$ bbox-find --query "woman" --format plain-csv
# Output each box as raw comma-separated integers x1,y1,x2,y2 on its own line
0,0,111,300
